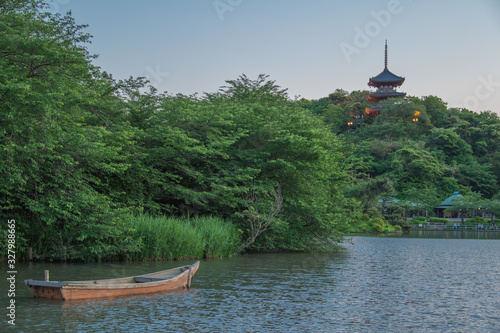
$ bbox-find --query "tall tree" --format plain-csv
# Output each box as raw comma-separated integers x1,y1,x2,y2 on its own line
0,0,140,260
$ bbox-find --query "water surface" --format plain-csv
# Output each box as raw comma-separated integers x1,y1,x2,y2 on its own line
2,234,500,332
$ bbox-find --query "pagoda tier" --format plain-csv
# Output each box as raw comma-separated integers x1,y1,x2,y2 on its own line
368,69,405,88
365,41,406,116
367,88,406,103
365,105,382,117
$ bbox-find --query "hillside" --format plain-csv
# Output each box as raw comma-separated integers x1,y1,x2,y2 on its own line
307,89,500,231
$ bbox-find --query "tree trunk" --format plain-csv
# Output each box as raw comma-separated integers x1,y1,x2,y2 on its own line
233,185,283,254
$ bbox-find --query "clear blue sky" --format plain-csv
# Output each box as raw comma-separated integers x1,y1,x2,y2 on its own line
52,0,500,114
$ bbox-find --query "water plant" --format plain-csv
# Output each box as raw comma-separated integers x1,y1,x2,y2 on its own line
125,214,240,260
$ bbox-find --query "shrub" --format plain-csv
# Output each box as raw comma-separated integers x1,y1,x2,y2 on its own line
348,220,374,233
429,217,448,223
465,217,491,226
372,218,396,233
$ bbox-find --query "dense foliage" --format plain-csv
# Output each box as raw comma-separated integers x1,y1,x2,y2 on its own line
0,1,348,260
308,90,500,230
1,1,498,260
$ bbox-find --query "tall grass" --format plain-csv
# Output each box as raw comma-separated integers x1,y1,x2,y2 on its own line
189,216,240,258
125,214,240,260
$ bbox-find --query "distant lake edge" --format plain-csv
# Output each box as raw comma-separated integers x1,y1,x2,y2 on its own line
349,229,500,240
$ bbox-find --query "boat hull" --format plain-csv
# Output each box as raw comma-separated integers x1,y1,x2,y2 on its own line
25,261,199,301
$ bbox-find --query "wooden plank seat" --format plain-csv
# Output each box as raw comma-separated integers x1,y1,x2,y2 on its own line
25,280,87,287
134,276,170,283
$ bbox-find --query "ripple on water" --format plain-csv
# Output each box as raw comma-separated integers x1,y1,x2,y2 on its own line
6,236,500,332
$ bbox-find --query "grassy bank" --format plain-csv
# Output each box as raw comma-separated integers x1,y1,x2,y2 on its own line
125,214,240,260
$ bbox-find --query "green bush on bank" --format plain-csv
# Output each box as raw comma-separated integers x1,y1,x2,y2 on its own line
429,217,449,223
348,217,396,233
125,214,240,260
464,217,491,226
410,217,429,225
413,221,429,225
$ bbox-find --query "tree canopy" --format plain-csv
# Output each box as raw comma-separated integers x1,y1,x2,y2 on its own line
0,1,349,260
308,90,500,226
1,0,498,261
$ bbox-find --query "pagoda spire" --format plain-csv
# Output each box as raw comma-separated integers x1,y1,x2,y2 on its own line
365,40,406,117
384,40,388,70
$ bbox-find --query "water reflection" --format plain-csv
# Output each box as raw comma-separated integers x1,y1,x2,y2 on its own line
4,236,500,332
355,230,500,240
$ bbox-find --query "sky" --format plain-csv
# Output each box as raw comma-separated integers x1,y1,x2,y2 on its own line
49,0,500,114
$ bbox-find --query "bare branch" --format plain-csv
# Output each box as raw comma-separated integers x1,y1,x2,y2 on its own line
234,184,283,253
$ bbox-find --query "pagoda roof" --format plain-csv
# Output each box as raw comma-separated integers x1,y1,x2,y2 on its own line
368,90,406,98
365,106,381,116
368,41,405,87
367,90,406,103
366,105,383,111
368,68,405,86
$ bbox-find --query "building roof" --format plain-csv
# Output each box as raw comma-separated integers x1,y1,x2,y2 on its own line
435,191,462,209
367,90,406,101
368,69,405,87
368,41,405,87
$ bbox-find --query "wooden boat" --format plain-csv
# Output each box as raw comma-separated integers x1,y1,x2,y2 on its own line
24,261,200,301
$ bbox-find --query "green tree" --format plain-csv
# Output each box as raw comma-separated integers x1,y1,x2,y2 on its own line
456,161,497,198
388,146,445,192
322,104,349,133
364,98,431,140
484,192,500,223
210,75,349,250
118,74,350,251
445,192,484,223
421,95,448,126
346,177,394,217
384,204,410,230
402,187,440,217
427,127,473,163
0,0,140,260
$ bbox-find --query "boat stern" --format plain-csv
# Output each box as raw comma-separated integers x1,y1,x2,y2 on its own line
25,280,65,300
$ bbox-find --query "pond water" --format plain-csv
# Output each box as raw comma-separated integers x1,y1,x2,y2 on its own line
3,232,500,332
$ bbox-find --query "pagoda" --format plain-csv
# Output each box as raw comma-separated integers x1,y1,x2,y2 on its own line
365,41,406,116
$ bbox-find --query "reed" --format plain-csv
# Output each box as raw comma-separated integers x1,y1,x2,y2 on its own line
126,214,239,260
189,216,240,258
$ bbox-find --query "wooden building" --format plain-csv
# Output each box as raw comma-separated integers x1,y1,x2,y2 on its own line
365,41,406,117
434,191,461,218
